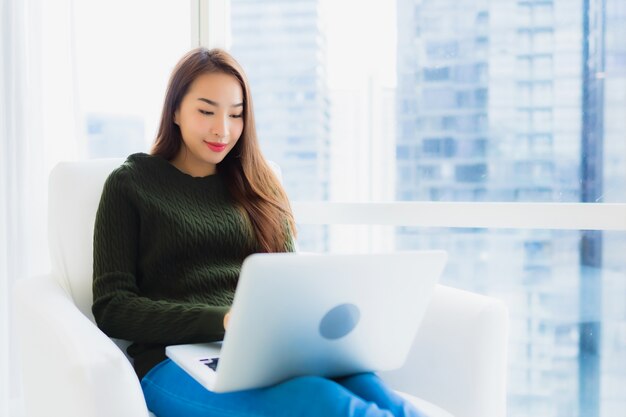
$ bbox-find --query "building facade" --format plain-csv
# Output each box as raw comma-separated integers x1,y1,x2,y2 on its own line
395,0,625,416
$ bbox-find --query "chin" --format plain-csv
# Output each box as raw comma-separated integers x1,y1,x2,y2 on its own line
202,155,226,166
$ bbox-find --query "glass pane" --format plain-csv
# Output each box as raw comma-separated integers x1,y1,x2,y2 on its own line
72,0,191,159
398,0,626,204
297,225,626,417
228,0,625,204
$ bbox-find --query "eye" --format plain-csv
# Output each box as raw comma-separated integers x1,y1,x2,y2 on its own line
230,113,243,118
199,110,213,116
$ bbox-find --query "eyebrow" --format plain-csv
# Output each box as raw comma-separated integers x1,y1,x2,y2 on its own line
197,98,243,108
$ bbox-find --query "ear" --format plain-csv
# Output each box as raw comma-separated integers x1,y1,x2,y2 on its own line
173,110,179,126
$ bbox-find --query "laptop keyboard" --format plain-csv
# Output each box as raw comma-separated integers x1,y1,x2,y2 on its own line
199,357,219,371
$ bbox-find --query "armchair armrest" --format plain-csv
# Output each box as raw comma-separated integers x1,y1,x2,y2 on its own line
13,274,151,417
379,285,509,417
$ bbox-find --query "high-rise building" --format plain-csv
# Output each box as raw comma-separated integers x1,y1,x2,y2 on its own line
597,2,626,416
230,0,331,251
396,0,625,416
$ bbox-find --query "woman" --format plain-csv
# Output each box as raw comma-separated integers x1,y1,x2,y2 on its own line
92,47,425,417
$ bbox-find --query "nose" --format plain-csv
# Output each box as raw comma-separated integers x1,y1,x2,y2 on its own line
211,116,228,139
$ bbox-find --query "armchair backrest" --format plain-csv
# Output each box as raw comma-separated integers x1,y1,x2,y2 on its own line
48,158,125,320
48,157,283,321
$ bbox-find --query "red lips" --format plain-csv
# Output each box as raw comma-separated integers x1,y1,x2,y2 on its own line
205,142,227,152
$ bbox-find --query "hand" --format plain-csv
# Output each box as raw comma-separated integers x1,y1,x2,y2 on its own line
223,311,231,330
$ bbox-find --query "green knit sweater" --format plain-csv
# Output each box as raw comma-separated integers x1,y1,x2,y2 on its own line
92,152,293,379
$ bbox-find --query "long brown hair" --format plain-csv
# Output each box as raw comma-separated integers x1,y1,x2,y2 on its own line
151,47,296,252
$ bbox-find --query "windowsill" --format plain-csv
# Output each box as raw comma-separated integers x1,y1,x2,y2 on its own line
292,201,626,231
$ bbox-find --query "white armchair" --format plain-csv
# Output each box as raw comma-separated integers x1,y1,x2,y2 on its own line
13,159,508,417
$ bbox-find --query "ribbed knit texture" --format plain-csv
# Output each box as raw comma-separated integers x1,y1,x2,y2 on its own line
92,152,292,379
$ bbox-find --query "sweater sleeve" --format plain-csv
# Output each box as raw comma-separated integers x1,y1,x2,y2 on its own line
92,167,228,345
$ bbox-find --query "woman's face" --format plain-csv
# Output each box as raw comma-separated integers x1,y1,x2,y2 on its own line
173,72,244,177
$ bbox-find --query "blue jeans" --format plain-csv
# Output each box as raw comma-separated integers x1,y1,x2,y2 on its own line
141,359,427,417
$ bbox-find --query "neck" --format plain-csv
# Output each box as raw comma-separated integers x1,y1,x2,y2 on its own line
171,148,216,177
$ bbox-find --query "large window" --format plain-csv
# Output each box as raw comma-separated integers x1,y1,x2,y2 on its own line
228,1,626,416
71,0,191,160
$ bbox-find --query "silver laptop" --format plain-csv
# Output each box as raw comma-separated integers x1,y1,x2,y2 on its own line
166,250,447,393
